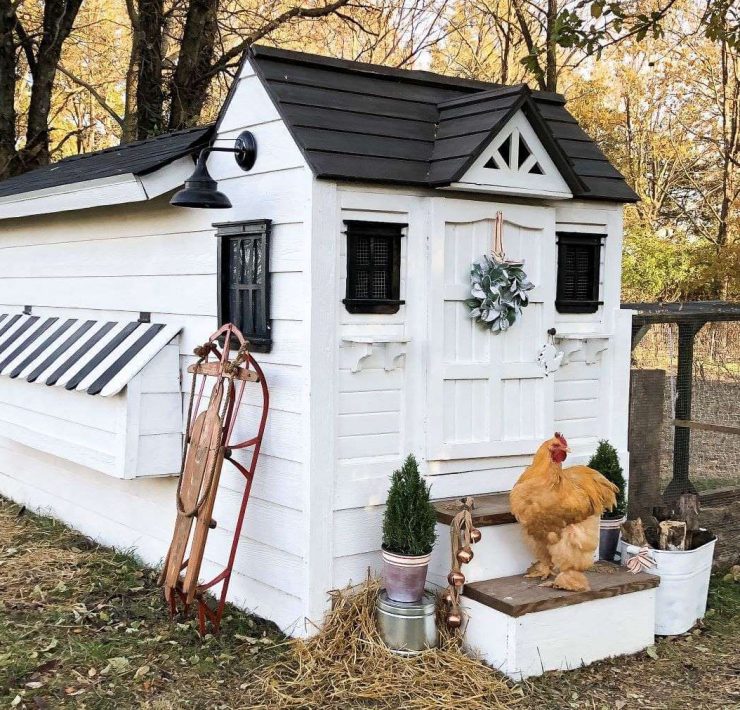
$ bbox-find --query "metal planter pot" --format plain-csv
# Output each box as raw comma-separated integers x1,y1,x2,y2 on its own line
619,535,716,635
381,548,431,603
376,590,438,655
599,516,625,561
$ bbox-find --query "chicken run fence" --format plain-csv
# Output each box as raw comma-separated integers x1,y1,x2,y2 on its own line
625,303,740,521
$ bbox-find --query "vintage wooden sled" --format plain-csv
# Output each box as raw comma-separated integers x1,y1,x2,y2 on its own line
159,323,268,635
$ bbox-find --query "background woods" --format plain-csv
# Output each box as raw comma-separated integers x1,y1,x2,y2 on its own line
0,0,737,301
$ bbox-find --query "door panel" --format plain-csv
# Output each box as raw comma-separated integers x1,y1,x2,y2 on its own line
427,200,556,461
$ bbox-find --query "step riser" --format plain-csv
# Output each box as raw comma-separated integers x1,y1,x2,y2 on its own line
463,588,657,679
428,522,533,587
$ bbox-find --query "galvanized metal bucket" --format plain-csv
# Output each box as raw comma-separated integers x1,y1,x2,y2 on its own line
376,589,438,655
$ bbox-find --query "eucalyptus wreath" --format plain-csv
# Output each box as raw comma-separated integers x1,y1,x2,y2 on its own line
465,255,535,333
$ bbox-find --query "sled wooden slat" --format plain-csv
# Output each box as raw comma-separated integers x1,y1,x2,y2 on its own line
161,392,223,597
187,361,260,382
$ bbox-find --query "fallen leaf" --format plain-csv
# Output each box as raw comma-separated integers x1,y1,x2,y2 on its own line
25,681,44,689
39,639,58,653
646,645,659,660
134,665,150,679
106,657,130,674
11,695,21,706
88,668,97,677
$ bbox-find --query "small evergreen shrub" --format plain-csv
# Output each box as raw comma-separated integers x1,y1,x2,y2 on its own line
382,455,437,556
588,440,627,518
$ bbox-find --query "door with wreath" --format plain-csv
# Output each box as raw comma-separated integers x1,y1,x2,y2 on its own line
426,199,557,462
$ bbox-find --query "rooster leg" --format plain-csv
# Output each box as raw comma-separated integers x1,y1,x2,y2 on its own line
523,535,553,579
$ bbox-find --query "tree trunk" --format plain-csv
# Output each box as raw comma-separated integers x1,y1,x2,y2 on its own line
167,0,218,131
135,0,165,139
0,0,17,178
545,0,558,91
121,0,141,143
16,0,83,173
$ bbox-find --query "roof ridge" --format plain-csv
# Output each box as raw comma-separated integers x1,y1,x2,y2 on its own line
437,84,529,111
57,124,215,165
251,44,499,92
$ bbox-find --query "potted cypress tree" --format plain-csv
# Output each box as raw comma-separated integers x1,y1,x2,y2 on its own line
382,455,437,603
588,440,627,561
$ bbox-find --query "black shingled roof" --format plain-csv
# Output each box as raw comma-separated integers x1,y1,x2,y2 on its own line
0,125,213,199
249,45,637,202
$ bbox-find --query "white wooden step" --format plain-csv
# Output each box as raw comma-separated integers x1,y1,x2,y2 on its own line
462,565,659,679
428,493,532,587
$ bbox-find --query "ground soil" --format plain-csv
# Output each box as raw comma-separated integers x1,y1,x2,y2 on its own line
1,496,738,709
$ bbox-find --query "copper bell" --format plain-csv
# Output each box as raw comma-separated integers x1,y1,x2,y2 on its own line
442,589,455,605
446,611,463,628
447,570,465,587
470,527,482,544
456,546,474,564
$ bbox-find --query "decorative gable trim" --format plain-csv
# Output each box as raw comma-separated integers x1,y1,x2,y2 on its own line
446,111,573,199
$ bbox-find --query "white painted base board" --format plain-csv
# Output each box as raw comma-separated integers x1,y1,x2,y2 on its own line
462,588,656,679
428,521,532,587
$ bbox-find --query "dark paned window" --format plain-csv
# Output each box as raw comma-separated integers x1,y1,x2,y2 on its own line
215,219,272,352
555,232,604,314
343,220,405,314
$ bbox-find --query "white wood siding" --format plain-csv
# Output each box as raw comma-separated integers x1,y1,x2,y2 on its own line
552,202,629,469
0,58,314,634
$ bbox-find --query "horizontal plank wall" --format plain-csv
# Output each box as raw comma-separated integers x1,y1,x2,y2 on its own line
0,59,314,634
329,187,422,589
553,202,629,469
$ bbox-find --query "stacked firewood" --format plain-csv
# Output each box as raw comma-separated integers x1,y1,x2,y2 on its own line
622,492,713,551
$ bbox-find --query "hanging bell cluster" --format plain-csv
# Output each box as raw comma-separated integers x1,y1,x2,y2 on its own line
442,497,481,629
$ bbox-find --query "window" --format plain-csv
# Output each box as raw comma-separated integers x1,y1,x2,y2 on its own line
343,220,405,314
215,219,272,352
555,232,604,314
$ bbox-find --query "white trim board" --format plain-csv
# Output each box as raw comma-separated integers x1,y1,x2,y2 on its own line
444,111,572,200
0,156,195,220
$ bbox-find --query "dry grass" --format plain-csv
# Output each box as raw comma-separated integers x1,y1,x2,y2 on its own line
2,495,739,709
245,578,521,709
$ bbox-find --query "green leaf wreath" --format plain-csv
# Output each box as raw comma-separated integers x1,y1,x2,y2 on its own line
465,255,535,333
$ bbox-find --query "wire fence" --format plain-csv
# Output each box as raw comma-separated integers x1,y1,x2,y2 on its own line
633,321,739,491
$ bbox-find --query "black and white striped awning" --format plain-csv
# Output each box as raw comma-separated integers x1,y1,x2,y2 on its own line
0,313,180,397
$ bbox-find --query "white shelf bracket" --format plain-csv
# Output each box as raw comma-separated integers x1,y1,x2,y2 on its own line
342,337,409,373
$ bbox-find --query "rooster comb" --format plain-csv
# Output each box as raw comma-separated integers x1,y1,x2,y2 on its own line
554,432,568,447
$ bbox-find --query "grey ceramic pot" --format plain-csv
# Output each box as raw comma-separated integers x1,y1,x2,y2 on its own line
381,548,431,603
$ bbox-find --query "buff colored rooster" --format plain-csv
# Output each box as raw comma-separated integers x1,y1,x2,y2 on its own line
510,433,618,592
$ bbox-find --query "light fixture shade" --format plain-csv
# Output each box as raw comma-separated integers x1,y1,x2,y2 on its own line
170,158,232,209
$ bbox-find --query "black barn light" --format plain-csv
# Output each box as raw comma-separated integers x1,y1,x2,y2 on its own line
170,130,257,209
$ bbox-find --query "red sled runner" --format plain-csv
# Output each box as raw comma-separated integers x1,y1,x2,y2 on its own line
159,323,269,635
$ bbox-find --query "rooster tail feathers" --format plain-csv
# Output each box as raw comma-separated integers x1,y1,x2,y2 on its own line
586,473,618,515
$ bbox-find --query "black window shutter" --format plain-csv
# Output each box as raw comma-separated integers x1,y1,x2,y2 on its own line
555,232,604,314
343,220,405,314
215,219,272,352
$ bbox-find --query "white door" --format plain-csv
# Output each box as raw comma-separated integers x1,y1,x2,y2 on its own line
427,199,556,461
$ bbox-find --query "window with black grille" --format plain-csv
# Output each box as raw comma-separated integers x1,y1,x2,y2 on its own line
343,221,405,314
216,219,272,352
555,232,604,314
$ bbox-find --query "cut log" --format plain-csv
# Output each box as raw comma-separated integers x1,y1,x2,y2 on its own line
621,518,648,547
658,520,687,551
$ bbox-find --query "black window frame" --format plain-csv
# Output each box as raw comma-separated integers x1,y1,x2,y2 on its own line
555,232,604,314
215,219,272,353
343,220,406,315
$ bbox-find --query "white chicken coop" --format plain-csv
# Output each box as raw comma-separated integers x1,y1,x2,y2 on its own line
0,46,655,671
